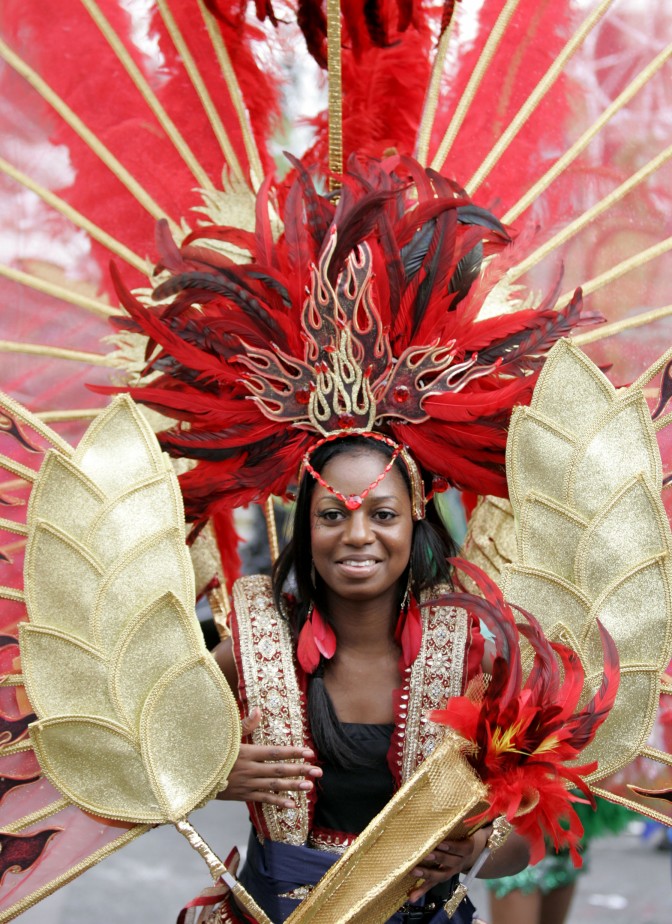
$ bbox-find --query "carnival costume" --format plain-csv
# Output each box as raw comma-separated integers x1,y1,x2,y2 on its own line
0,2,672,923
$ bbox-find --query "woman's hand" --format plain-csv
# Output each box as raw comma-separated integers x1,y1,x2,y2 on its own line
408,827,490,902
217,708,322,809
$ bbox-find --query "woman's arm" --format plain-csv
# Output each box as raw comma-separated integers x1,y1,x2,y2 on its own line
212,638,322,807
408,826,530,901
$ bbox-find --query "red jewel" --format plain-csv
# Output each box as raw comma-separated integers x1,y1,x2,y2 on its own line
393,385,410,404
345,495,362,509
296,388,311,405
338,414,356,428
432,475,449,493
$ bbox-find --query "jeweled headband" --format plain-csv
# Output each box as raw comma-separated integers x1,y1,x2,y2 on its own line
299,430,426,520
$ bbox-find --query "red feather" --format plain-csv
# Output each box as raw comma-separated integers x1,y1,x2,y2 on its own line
429,559,620,865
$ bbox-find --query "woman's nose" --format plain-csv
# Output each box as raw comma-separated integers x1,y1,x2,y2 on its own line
343,510,374,544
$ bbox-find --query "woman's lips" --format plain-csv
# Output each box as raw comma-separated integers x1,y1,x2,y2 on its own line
335,558,380,578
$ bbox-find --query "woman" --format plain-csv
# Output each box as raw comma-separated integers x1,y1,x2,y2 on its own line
212,433,530,924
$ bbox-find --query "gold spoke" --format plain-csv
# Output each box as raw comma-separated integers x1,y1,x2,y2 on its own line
0,36,177,229
467,0,614,194
81,0,215,192
504,40,672,224
431,0,522,172
0,263,120,319
555,236,672,310
156,0,246,186
0,340,116,367
0,157,149,275
509,143,672,282
199,0,263,189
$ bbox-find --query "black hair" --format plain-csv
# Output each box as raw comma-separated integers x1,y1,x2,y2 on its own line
272,435,459,768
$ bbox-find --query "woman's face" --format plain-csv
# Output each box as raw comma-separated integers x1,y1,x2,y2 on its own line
310,448,413,606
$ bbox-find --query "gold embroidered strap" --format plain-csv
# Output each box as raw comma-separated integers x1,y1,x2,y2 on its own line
232,575,310,845
399,590,469,783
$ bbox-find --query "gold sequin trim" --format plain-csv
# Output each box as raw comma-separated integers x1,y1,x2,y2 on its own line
233,576,309,845
400,590,468,783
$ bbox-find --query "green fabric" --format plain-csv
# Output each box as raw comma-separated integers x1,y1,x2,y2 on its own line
485,796,635,898
485,851,583,899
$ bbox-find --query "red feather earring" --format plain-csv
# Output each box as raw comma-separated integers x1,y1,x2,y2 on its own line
297,605,337,675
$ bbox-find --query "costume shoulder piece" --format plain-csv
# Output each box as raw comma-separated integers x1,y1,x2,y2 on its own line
393,588,469,785
231,575,312,845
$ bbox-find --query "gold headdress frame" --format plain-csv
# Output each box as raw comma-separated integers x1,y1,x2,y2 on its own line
298,430,426,521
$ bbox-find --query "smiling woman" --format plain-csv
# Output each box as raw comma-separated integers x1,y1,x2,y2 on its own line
211,433,531,924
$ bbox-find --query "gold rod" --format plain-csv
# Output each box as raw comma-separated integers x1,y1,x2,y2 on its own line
641,745,672,767
0,824,150,922
0,518,27,537
509,142,672,281
467,0,614,194
35,408,105,422
264,497,279,564
0,340,116,367
0,263,120,320
1,797,71,834
0,675,24,687
198,0,263,189
504,40,672,223
81,0,215,192
174,819,273,924
0,157,149,275
156,0,246,185
0,738,31,754
327,0,343,181
0,390,73,455
430,0,522,172
0,455,37,484
574,304,672,347
631,345,672,391
416,18,458,166
555,236,672,310
653,411,672,433
591,786,672,828
0,37,175,229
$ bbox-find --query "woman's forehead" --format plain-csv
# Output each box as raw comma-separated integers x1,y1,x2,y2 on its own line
314,448,409,500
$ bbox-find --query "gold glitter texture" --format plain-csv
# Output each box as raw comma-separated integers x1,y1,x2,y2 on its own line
20,396,241,824
502,338,672,782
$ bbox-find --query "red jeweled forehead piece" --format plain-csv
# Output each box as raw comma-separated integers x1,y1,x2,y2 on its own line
300,431,426,520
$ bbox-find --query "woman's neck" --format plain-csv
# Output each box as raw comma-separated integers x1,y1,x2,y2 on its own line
323,587,399,653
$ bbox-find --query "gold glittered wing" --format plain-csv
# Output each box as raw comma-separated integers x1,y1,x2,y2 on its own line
498,338,672,816
0,393,272,924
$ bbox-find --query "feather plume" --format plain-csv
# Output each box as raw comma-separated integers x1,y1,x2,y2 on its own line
429,560,620,866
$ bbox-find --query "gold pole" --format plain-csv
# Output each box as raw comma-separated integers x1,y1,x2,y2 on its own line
466,0,614,194
574,304,672,347
431,0,522,172
264,496,280,565
0,340,117,367
174,819,273,924
503,40,672,224
416,17,458,166
327,0,343,184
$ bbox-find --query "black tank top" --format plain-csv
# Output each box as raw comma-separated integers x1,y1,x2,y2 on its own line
313,722,395,833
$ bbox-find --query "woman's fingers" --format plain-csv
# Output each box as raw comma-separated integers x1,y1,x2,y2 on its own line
408,836,479,902
240,706,262,737
241,743,318,763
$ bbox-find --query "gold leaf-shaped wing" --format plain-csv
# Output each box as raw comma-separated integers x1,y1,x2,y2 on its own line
502,338,672,781
20,395,241,824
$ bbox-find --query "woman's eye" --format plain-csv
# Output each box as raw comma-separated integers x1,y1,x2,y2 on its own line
317,509,344,521
374,510,396,521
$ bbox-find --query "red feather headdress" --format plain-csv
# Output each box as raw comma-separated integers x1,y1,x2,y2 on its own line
105,154,596,528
